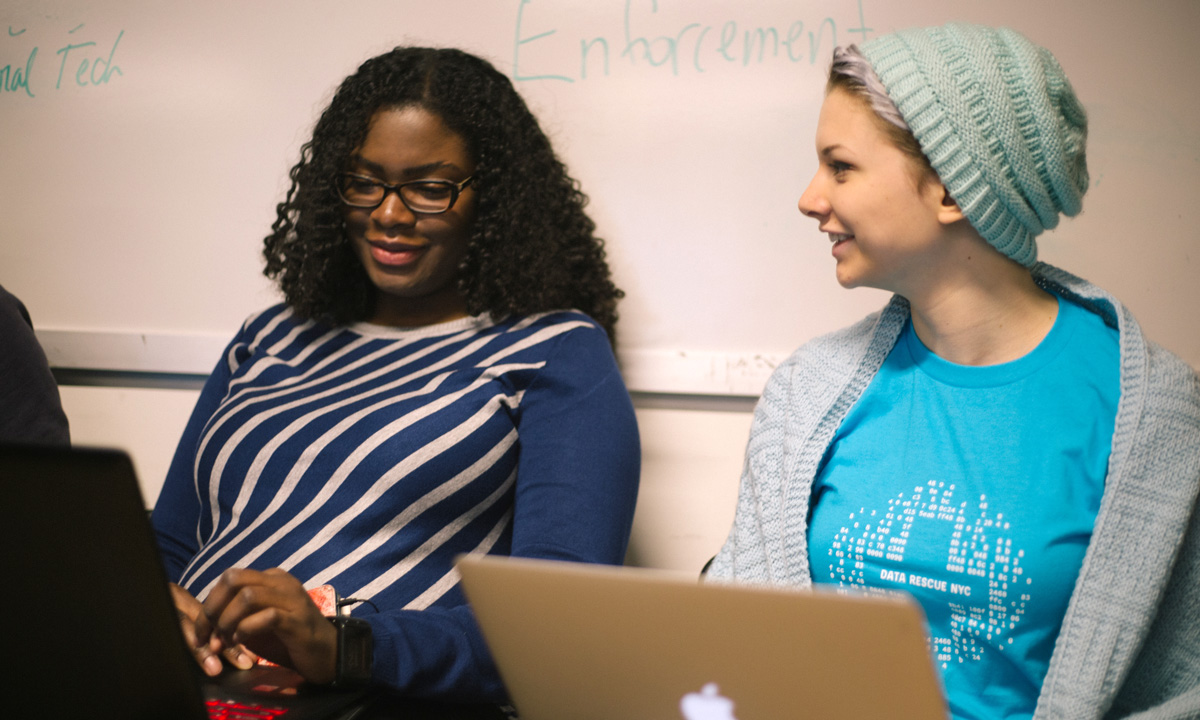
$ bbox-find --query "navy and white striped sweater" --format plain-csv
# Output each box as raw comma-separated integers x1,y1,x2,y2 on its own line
152,306,640,701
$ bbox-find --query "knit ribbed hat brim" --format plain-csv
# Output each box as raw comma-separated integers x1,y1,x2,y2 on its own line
862,24,1088,266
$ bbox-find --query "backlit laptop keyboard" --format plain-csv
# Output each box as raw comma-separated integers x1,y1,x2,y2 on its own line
205,698,289,719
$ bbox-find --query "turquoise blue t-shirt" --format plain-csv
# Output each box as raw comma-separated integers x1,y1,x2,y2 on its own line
807,295,1120,720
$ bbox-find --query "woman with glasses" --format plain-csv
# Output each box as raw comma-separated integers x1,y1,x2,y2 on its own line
709,24,1200,719
152,47,639,704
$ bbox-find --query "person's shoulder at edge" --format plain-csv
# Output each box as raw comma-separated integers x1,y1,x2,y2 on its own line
0,283,42,338
0,282,71,446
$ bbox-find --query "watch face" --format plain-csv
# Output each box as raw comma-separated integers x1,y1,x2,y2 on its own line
334,616,374,687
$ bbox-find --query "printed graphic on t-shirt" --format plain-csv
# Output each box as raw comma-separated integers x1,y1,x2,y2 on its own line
825,480,1030,669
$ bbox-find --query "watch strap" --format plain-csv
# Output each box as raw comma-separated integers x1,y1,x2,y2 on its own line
328,615,373,688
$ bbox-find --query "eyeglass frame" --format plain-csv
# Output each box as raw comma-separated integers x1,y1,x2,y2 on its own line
334,172,475,215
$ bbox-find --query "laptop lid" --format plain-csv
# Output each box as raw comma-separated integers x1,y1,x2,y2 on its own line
0,445,367,720
1,445,209,719
457,555,949,720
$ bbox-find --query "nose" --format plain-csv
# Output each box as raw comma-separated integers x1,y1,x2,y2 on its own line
797,171,829,220
371,188,417,227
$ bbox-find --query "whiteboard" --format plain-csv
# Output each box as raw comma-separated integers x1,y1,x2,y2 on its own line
4,0,1198,395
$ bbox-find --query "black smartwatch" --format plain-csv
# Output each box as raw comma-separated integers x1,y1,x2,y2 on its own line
328,615,374,688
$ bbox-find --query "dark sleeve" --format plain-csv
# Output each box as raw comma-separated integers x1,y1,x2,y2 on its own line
150,334,242,581
364,321,641,701
0,285,70,446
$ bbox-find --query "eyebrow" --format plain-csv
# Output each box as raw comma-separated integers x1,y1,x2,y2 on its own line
348,156,466,178
818,144,846,158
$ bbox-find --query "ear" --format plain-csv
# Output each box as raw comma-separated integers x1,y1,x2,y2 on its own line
934,185,966,225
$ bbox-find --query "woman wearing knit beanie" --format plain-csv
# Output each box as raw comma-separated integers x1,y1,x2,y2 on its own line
709,23,1200,720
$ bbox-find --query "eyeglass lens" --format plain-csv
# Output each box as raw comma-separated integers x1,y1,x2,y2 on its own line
339,175,459,213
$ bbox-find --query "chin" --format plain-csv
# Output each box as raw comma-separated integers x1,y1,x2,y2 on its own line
834,261,886,292
834,269,863,290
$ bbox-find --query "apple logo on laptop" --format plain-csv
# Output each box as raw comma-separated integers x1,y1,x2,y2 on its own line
680,682,738,720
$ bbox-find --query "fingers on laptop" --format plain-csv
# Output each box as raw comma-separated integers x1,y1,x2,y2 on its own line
171,581,258,675
199,567,338,684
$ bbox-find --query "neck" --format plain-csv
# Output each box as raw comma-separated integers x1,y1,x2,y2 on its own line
367,289,470,328
905,245,1056,366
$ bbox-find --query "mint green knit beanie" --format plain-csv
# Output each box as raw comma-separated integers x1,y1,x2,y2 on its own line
861,24,1088,266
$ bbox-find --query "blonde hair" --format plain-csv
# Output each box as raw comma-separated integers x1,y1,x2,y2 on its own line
827,45,936,185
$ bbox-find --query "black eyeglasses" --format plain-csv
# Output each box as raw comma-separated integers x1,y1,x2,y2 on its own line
335,172,474,214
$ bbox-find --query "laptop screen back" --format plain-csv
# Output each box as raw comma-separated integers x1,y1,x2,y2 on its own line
457,555,948,720
0,445,207,720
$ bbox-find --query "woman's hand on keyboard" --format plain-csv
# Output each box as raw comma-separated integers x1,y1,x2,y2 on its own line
170,582,260,676
193,567,338,685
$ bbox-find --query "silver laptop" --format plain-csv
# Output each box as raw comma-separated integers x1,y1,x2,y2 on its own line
456,555,948,720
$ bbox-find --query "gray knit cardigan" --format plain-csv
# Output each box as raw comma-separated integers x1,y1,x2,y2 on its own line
709,264,1200,720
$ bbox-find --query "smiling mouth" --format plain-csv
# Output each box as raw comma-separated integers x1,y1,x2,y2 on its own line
369,237,426,251
368,240,427,267
828,233,853,244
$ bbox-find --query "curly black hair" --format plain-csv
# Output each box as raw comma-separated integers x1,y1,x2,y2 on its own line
262,47,624,342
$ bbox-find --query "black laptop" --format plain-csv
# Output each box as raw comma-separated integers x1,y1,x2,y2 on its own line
0,445,372,720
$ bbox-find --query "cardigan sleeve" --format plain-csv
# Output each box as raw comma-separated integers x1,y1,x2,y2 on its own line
707,355,797,584
363,319,641,701
1098,350,1200,720
1104,496,1200,720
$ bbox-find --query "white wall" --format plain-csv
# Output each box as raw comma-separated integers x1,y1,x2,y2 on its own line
6,0,1200,387
59,386,752,573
